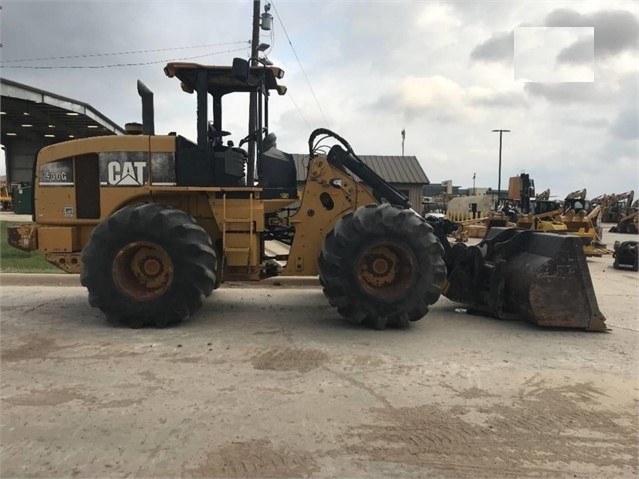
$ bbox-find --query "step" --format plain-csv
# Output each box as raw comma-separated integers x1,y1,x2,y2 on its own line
225,218,252,224
224,247,251,254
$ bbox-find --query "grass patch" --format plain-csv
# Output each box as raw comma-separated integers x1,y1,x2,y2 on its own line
0,221,61,273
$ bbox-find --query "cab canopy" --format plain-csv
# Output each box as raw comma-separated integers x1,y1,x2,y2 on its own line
164,62,287,96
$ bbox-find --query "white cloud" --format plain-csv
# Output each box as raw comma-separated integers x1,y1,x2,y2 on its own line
375,75,467,122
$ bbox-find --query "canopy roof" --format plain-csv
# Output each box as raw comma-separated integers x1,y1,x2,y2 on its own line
164,63,287,96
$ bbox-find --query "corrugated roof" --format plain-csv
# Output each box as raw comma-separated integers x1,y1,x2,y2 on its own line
292,154,429,184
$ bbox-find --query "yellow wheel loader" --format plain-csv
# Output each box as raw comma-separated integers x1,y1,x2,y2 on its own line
7,58,606,331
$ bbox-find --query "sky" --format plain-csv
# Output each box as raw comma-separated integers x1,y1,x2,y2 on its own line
1,0,638,199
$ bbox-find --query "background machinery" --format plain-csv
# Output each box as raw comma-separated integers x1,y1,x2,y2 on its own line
505,179,607,257
8,58,606,331
599,191,634,224
593,191,637,234
0,184,12,211
609,202,638,235
613,241,639,271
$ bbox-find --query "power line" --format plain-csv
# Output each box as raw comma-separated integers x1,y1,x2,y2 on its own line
287,92,311,129
0,41,249,64
1,47,248,69
271,0,330,128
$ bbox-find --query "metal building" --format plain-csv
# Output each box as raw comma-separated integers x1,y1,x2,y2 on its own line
293,154,430,208
1,78,124,185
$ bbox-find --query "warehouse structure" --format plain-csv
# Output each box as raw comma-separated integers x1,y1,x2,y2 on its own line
1,78,124,185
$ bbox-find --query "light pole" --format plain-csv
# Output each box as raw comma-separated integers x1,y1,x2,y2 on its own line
472,172,476,196
401,129,405,157
492,129,510,209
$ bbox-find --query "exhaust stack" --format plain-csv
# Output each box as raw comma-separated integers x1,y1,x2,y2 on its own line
137,80,155,135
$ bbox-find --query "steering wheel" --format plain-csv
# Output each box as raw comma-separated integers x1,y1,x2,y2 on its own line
239,127,267,147
208,122,231,143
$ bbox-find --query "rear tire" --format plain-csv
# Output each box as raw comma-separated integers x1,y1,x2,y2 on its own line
318,204,446,329
81,204,217,327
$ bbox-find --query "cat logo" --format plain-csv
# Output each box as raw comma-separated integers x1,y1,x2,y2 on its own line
108,161,147,186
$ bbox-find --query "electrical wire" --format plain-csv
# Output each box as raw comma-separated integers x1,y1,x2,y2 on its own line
270,0,330,129
0,41,250,64
1,47,248,69
287,92,311,129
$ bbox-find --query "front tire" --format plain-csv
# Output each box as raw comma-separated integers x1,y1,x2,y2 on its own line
318,204,446,329
81,204,217,327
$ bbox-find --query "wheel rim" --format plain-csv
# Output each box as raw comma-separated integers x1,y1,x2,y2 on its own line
355,240,417,302
112,241,174,301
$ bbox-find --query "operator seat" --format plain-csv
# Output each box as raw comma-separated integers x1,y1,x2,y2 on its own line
209,124,247,186
258,133,297,189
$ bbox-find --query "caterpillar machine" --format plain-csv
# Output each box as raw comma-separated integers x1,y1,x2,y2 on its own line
509,178,607,256
8,58,606,331
607,191,638,234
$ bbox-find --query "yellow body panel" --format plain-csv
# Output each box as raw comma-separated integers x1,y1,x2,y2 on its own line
284,157,377,276
35,135,157,224
38,227,81,252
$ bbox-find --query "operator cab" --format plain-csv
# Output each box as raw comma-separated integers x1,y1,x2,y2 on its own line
163,59,296,195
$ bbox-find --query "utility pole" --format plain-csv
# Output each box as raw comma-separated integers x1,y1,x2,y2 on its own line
247,0,261,185
492,129,510,209
473,172,476,196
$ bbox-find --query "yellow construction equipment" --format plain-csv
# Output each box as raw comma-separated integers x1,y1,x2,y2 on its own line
0,183,12,211
7,58,606,331
610,208,638,234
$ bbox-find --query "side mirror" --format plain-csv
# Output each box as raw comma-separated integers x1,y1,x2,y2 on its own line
232,58,250,82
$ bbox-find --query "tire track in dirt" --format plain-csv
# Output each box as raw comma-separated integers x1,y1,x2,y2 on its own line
2,387,145,409
250,347,329,373
183,438,319,478
340,380,638,477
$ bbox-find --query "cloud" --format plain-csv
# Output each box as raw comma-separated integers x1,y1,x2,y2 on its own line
467,88,529,109
471,8,637,66
556,36,595,65
470,31,514,63
374,76,467,122
572,117,609,129
544,8,638,57
523,82,609,104
610,109,639,140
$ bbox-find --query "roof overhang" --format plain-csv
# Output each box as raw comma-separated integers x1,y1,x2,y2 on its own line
1,78,124,144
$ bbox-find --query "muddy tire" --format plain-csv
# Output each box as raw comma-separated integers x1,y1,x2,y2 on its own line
81,204,216,328
318,203,446,329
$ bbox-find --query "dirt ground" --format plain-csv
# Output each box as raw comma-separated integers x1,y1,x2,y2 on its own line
1,226,638,478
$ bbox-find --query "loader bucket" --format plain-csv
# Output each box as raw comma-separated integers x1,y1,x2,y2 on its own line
443,228,607,330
